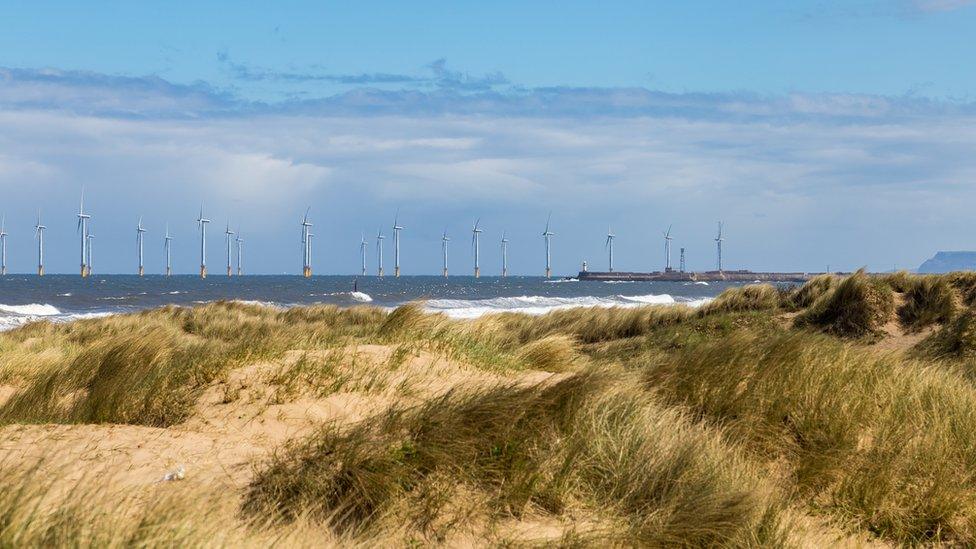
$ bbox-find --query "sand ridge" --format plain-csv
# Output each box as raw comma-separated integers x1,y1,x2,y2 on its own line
0,343,564,493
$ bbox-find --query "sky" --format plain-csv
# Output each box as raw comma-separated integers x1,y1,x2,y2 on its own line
1,0,975,275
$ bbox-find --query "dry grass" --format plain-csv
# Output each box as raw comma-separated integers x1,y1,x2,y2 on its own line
697,284,783,316
0,460,342,548
912,308,976,360
640,330,976,543
897,275,957,331
795,269,894,339
244,370,790,546
7,272,976,545
783,274,835,311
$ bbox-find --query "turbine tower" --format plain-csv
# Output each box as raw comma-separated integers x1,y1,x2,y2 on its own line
164,223,173,277
606,226,615,272
196,205,211,278
500,232,509,278
136,217,146,276
0,216,7,276
360,233,368,276
376,229,385,277
301,208,312,278
86,227,94,276
679,248,686,273
34,211,45,276
441,230,450,277
307,233,314,272
715,221,724,272
472,219,483,278
392,212,403,278
77,190,91,277
664,225,673,272
224,223,235,277
542,213,554,279
236,229,244,276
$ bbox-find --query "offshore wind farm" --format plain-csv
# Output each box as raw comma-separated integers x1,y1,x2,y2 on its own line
0,188,832,330
0,190,833,282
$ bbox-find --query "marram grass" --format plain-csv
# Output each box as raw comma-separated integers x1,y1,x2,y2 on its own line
3,272,976,545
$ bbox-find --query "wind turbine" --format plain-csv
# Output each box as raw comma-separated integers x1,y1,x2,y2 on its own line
392,211,403,278
236,229,244,276
606,226,615,273
500,232,509,278
86,226,94,276
164,223,173,276
715,221,724,272
376,228,385,277
0,216,7,276
442,230,450,277
136,217,146,277
542,213,554,279
34,211,45,276
301,208,312,278
196,205,211,278
77,190,91,277
664,225,673,272
360,233,368,276
471,219,483,278
224,223,235,277
679,248,686,273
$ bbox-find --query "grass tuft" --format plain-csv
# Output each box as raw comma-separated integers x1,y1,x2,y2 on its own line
784,274,835,311
641,330,976,544
697,284,781,316
795,269,894,338
912,308,976,360
514,334,579,372
243,371,789,546
897,275,957,331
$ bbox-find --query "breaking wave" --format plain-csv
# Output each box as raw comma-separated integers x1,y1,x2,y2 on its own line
0,303,113,331
424,293,711,319
0,303,61,316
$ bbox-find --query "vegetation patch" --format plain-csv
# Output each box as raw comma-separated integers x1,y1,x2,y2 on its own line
912,308,976,360
697,284,782,316
897,275,957,331
641,331,976,544
783,274,835,311
244,371,788,546
795,270,894,339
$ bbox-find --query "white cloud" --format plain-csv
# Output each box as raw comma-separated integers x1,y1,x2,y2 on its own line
0,68,975,273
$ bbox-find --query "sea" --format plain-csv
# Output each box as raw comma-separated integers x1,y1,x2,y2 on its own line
0,275,755,331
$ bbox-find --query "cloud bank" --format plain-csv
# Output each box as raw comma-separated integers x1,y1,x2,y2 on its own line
0,64,974,274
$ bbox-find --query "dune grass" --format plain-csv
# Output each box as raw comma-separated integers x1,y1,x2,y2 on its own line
897,275,957,331
783,274,835,311
244,370,790,546
912,308,976,360
639,330,976,544
0,459,343,548
697,284,782,316
0,302,391,427
8,272,976,545
795,270,894,339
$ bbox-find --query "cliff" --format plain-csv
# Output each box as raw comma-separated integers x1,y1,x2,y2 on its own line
918,251,976,274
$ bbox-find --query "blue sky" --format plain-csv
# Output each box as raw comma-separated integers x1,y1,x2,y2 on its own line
0,1,975,274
